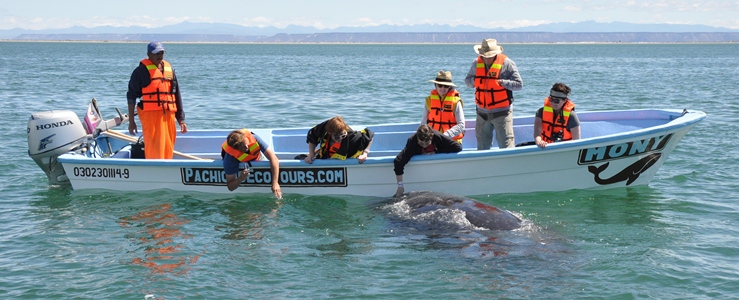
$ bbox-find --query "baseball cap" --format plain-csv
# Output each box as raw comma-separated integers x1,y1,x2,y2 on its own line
147,41,165,54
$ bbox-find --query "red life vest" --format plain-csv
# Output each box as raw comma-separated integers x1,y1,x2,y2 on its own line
421,143,435,154
473,54,512,110
541,98,576,143
221,129,262,162
139,59,177,112
426,89,464,142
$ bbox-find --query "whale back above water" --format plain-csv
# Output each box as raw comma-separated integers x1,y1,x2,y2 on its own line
385,191,522,231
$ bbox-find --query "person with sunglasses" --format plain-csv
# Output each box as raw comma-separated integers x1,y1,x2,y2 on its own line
422,70,465,143
533,82,581,148
393,124,463,197
303,116,374,164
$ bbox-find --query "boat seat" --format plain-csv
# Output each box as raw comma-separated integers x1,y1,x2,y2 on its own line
111,146,132,158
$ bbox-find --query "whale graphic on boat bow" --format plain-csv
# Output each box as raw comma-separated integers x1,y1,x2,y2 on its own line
588,152,662,186
383,191,522,231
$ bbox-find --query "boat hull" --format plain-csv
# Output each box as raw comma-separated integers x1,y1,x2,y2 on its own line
56,109,705,197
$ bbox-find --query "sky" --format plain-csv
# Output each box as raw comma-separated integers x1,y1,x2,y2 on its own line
1,0,738,30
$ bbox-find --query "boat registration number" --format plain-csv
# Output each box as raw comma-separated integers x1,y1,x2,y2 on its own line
73,167,130,179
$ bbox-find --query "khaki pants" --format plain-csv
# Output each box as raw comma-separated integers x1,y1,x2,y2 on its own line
475,109,514,150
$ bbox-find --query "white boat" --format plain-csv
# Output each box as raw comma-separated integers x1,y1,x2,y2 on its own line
27,99,706,197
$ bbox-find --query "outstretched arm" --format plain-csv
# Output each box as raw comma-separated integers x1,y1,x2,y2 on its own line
264,148,282,199
394,174,404,197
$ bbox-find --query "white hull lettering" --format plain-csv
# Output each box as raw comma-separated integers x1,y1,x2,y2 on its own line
246,170,272,184
181,167,348,187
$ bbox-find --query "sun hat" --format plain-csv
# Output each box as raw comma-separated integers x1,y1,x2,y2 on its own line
473,38,503,58
147,41,165,54
428,70,457,87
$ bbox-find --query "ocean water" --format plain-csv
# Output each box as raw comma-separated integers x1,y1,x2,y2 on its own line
1,41,738,299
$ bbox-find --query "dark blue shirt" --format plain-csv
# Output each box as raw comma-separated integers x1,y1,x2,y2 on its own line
126,61,186,122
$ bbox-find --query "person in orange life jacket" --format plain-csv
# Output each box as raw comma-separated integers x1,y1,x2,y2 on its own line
222,129,282,198
304,116,374,164
393,124,463,197
422,70,465,143
533,82,581,148
126,41,187,159
464,38,523,150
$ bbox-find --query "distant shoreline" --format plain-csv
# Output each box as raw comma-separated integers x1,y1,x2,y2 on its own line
5,31,739,44
2,39,738,45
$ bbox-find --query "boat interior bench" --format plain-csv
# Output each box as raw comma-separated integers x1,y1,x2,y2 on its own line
166,118,661,160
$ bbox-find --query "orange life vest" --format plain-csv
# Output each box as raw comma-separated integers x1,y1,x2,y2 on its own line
541,98,576,143
139,59,177,112
323,139,343,159
425,89,464,142
221,129,262,162
474,54,513,110
318,131,368,160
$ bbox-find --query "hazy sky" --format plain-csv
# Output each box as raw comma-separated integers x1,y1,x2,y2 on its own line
1,0,738,30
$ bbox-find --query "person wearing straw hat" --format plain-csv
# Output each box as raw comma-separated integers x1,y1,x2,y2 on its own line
465,38,523,150
422,70,465,143
127,41,188,159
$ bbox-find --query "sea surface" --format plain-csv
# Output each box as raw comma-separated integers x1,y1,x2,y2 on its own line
0,41,737,299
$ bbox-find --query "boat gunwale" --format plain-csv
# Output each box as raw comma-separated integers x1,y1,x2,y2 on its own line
58,109,706,168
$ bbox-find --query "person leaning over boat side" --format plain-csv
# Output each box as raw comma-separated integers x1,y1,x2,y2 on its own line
465,38,523,150
126,41,187,159
533,82,581,148
393,124,463,197
303,116,374,164
222,129,282,198
422,70,465,143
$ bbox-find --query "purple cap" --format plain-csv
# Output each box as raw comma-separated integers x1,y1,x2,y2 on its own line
147,41,165,54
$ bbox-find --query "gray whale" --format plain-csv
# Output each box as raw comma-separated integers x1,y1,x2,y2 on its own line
384,191,522,231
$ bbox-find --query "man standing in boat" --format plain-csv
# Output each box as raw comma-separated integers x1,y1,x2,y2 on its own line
222,129,282,198
422,70,465,143
126,41,187,159
533,82,581,148
303,116,374,164
465,38,523,150
393,124,463,197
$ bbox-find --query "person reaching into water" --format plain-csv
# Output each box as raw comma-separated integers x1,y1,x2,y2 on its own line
533,82,581,148
126,41,188,159
222,129,282,198
393,124,463,197
303,116,374,164
422,70,465,143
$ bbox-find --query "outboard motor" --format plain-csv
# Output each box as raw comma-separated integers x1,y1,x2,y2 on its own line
28,110,88,185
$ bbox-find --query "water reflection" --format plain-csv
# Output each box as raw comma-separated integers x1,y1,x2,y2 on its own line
119,203,200,276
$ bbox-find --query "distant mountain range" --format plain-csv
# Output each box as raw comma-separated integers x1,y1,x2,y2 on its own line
3,21,739,43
